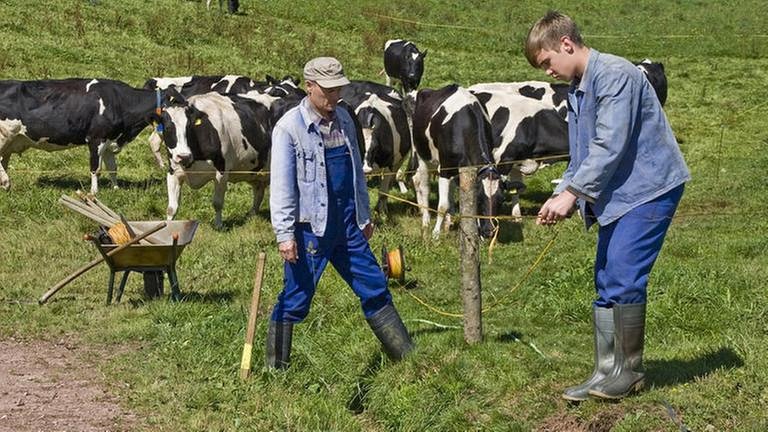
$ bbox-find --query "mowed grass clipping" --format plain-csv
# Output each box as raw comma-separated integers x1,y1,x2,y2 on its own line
1,0,768,430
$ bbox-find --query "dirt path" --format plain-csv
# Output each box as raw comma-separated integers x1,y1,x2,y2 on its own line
0,337,141,432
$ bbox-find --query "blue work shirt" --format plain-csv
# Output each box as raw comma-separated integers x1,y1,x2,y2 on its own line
270,98,372,243
555,49,690,228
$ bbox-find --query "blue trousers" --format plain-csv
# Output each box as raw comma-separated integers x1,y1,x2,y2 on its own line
271,145,392,322
593,184,684,306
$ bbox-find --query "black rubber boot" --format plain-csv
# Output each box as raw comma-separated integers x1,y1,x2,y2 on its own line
562,306,615,401
589,303,646,399
265,320,293,370
366,303,413,360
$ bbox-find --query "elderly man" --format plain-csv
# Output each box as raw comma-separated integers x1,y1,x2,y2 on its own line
266,57,413,369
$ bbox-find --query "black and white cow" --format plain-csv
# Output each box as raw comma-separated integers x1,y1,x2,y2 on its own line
469,89,569,219
383,39,427,93
411,84,501,239
150,90,274,229
143,74,304,167
0,78,156,193
143,75,269,167
340,81,411,214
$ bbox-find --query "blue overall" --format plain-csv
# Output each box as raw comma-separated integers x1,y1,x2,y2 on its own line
593,184,684,306
271,145,392,322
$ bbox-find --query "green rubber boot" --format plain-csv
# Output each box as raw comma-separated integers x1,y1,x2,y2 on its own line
366,303,413,360
562,306,615,401
589,303,646,399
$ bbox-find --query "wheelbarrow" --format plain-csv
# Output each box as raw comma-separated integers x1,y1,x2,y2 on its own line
88,220,199,304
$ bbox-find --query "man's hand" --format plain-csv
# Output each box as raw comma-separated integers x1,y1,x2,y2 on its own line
536,190,577,226
362,222,374,240
278,239,298,263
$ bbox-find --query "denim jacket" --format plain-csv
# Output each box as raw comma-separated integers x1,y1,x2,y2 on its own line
555,49,690,228
270,98,371,243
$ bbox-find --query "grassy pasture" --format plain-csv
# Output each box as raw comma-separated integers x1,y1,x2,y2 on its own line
1,0,768,430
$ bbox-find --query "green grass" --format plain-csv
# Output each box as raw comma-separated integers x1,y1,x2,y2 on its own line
2,0,768,430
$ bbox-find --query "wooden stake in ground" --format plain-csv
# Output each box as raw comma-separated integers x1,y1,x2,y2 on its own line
240,252,267,380
38,222,167,305
459,166,483,343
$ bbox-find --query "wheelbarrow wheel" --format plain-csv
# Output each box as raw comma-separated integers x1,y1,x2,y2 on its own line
143,271,164,299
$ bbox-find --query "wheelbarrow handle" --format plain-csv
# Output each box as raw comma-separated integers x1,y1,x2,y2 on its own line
39,221,168,305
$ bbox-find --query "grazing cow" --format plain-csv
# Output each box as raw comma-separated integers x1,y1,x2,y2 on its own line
150,90,273,229
469,89,570,219
0,78,156,193
340,81,411,214
411,84,501,239
383,39,427,93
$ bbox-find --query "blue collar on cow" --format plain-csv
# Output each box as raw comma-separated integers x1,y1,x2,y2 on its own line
154,88,164,133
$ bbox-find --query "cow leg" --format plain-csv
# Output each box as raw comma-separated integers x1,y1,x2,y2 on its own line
248,176,267,217
148,131,166,168
444,177,457,232
212,172,228,230
0,153,11,191
89,142,102,194
375,171,395,216
504,167,526,221
432,176,452,239
413,159,431,232
166,172,182,220
100,142,119,190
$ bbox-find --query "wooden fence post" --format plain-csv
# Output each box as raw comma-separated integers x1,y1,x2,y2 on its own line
459,166,483,343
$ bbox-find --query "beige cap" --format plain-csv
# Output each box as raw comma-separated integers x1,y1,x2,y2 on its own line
303,57,350,88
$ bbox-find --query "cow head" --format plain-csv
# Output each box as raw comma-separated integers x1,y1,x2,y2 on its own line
402,49,427,93
476,165,503,239
147,89,197,168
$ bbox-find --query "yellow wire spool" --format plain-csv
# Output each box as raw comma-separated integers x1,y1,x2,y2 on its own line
381,245,407,284
107,223,131,245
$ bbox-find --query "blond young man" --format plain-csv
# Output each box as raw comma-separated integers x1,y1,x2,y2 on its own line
524,11,690,400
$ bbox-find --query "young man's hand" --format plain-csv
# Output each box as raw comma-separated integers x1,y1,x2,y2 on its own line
536,190,577,225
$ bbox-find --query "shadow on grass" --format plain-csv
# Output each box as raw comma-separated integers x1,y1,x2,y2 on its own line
646,346,743,388
36,176,164,191
178,291,235,303
125,290,234,307
220,211,269,231
495,330,526,343
347,353,384,414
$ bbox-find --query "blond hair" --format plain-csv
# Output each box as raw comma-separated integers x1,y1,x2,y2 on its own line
524,11,584,68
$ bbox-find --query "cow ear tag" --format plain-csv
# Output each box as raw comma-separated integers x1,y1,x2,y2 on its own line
195,118,202,126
